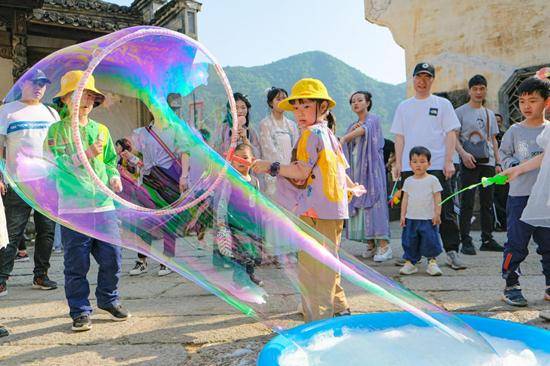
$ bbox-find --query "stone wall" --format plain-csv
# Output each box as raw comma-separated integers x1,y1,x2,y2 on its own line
363,0,550,113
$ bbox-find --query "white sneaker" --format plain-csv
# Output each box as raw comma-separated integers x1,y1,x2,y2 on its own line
400,261,418,275
158,265,172,277
361,246,376,259
426,259,442,276
129,261,148,276
373,246,393,262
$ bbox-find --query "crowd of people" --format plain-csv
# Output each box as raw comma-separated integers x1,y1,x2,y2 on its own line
0,62,549,336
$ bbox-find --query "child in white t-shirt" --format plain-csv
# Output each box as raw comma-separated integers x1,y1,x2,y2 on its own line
400,146,443,276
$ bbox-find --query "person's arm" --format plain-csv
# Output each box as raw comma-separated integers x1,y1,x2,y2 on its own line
179,152,190,192
393,134,404,180
443,131,456,179
455,130,477,169
0,135,6,195
101,127,122,193
502,153,544,181
499,129,519,169
400,191,408,227
340,126,365,144
492,134,502,173
433,191,442,225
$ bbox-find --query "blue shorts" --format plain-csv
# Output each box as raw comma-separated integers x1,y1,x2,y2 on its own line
401,219,442,264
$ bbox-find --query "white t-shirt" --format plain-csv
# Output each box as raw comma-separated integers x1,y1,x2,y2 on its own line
402,174,443,220
391,95,460,171
131,123,189,176
0,101,60,181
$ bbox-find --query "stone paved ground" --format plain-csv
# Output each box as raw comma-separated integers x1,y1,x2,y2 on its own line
1,222,549,365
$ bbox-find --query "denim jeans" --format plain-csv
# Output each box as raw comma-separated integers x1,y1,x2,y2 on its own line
61,211,122,319
0,187,55,285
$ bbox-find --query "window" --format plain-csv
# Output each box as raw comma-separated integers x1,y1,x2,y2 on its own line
186,11,196,34
499,65,550,126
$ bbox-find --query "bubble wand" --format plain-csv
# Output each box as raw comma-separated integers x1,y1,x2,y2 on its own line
439,174,508,206
388,178,401,207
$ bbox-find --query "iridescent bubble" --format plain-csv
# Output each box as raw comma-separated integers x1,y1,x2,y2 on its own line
1,26,498,363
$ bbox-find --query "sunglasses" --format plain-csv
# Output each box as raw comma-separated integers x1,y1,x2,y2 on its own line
32,80,49,87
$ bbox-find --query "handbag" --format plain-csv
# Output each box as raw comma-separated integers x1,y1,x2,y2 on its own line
462,108,491,164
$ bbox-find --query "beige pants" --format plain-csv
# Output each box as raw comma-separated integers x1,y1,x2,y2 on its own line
299,216,349,322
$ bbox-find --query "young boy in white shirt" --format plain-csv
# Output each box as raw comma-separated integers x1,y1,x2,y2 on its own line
400,146,443,276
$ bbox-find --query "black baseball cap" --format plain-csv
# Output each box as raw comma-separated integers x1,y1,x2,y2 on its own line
413,62,435,77
21,69,51,84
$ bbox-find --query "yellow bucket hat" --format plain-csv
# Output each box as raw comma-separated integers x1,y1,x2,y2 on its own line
278,78,336,111
53,70,105,106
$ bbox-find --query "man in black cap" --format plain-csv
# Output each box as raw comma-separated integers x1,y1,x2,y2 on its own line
390,62,467,270
0,69,60,297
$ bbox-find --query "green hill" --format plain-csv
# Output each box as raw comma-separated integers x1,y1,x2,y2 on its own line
225,51,405,135
191,51,405,137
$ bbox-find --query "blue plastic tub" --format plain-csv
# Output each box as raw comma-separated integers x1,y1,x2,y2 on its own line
258,312,550,365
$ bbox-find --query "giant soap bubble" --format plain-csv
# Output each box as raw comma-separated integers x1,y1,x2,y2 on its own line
1,26,500,364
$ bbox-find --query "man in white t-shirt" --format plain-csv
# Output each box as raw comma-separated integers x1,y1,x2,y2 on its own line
0,69,59,296
391,62,466,270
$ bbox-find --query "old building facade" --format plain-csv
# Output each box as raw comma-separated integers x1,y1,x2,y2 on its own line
0,0,201,137
364,0,549,124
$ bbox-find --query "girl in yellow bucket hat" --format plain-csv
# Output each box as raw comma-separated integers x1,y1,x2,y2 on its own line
46,70,130,332
253,78,356,322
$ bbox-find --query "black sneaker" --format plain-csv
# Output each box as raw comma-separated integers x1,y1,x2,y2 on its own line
0,283,7,297
0,325,9,338
334,308,352,317
99,304,130,322
480,239,504,252
460,242,477,255
544,287,550,302
503,286,528,307
72,314,92,332
32,275,57,290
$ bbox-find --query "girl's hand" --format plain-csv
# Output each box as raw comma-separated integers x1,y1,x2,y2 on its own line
251,160,271,174
110,177,123,193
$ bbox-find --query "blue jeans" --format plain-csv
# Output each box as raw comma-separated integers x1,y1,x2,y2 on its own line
401,219,442,264
503,196,550,286
61,211,122,319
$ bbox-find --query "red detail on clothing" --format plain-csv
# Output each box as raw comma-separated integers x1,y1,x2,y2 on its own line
303,208,319,218
503,253,513,271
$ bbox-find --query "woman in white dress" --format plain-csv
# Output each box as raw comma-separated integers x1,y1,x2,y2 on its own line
257,87,299,199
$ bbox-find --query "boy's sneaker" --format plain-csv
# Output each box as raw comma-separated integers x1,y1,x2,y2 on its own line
158,265,172,277
361,246,376,259
373,246,393,262
334,308,352,317
32,275,57,290
502,285,528,307
544,287,550,302
400,261,418,275
72,314,92,332
0,283,7,297
446,251,467,270
99,304,131,322
14,251,29,262
426,259,442,276
394,258,407,267
129,260,148,276
479,239,504,252
460,242,477,256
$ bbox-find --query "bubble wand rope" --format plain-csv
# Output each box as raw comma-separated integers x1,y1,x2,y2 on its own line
439,174,508,206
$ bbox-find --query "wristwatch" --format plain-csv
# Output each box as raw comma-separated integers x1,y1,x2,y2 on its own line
269,162,281,177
